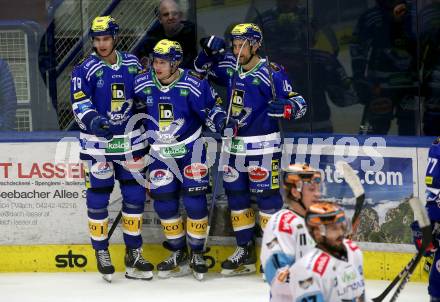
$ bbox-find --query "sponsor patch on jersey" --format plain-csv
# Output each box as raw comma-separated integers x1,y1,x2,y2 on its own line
73,91,86,100
223,165,239,182
97,79,104,88
106,137,130,153
159,144,188,158
184,163,208,180
313,253,330,276
231,89,244,116
180,88,189,96
96,69,103,78
298,277,314,289
229,138,245,154
248,166,269,182
149,169,173,187
278,211,296,234
159,103,174,130
426,176,433,185
77,102,92,113
128,65,138,74
271,159,280,189
90,162,113,179
143,87,152,95
252,77,261,85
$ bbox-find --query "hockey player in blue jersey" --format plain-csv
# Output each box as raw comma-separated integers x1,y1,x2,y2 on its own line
194,23,307,276
70,16,152,282
412,137,440,301
134,39,235,280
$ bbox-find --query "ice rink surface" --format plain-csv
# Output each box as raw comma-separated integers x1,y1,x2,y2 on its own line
0,272,429,302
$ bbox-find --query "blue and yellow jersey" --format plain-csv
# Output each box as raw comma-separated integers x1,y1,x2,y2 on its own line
196,52,307,138
70,51,146,160
134,68,217,147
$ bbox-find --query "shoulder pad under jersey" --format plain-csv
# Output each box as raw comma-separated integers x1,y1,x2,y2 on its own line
188,70,205,80
269,62,281,72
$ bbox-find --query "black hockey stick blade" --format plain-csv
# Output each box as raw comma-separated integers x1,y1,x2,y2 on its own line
335,161,365,233
108,210,122,239
372,197,432,302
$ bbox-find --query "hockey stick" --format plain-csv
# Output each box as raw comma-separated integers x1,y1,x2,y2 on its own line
335,161,365,236
204,43,244,251
108,210,122,239
372,197,432,302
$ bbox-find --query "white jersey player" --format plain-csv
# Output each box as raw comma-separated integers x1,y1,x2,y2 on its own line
288,202,366,302
261,164,322,302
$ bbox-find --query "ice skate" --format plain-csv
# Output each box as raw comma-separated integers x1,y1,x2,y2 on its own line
95,249,115,282
189,250,208,281
157,242,190,278
221,241,256,276
124,247,154,280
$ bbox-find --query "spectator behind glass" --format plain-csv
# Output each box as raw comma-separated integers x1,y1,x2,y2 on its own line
350,0,418,135
251,0,356,133
0,58,17,131
134,0,197,69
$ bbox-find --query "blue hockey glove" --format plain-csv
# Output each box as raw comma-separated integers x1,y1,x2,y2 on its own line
200,36,226,57
90,115,113,140
268,98,296,119
264,252,295,285
411,221,436,256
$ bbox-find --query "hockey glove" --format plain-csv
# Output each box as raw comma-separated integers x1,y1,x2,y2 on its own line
200,36,226,57
267,98,296,119
411,221,436,256
90,115,113,140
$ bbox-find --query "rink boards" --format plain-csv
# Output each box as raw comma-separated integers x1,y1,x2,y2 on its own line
0,243,429,282
0,132,434,280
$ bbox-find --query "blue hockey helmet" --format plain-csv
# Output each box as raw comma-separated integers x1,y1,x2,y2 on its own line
89,16,119,38
230,23,263,44
152,39,183,62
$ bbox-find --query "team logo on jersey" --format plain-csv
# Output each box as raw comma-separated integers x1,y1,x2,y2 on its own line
313,253,330,276
159,103,174,130
231,89,244,116
223,165,239,183
248,166,269,182
149,169,173,187
184,163,208,180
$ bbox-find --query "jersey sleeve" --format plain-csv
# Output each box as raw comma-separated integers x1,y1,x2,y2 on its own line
70,65,99,131
188,77,219,125
261,212,300,285
272,64,307,120
426,138,440,223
